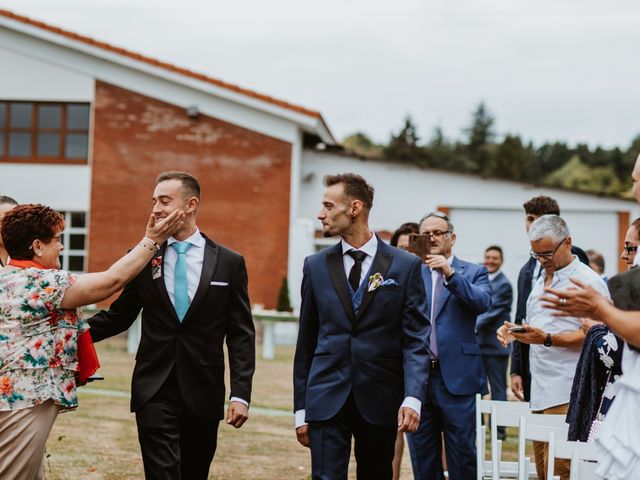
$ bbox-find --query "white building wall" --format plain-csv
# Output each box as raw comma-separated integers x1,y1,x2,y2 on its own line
0,46,94,101
0,164,91,211
294,150,638,310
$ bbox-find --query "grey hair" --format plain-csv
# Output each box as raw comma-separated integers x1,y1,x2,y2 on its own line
419,211,454,233
528,214,570,243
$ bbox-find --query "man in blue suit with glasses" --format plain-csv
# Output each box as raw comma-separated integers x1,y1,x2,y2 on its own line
407,211,491,480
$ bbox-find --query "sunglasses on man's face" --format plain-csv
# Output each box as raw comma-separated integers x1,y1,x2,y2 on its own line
624,245,638,253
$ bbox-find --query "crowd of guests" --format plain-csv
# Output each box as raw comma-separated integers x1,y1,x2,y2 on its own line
3,159,640,480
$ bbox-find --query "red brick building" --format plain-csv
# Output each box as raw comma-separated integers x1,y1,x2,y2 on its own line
0,9,334,308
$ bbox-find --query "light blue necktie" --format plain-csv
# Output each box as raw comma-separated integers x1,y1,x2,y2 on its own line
170,241,192,321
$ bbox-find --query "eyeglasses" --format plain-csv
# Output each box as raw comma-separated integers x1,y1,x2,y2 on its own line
530,237,567,260
422,229,451,239
624,245,638,253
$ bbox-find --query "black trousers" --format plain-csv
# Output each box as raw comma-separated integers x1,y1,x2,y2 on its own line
135,370,220,480
308,394,397,480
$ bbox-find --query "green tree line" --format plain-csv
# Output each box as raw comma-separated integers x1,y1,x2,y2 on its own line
342,103,639,197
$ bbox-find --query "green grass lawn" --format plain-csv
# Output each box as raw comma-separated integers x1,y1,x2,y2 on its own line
44,336,527,479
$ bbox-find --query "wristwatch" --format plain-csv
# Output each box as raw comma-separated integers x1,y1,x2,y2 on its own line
445,268,456,282
544,333,553,347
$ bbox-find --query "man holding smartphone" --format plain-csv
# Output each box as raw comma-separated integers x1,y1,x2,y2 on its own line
406,211,491,480
509,196,590,402
497,215,608,480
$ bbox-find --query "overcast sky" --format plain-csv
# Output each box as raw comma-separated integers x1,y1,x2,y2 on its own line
1,0,639,148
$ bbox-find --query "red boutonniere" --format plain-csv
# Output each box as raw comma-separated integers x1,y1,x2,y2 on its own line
151,256,162,280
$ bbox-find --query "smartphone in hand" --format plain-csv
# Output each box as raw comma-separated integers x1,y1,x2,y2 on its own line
407,234,432,263
508,326,528,334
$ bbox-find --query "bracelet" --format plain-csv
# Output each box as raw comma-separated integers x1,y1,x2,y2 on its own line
143,237,160,251
138,241,155,252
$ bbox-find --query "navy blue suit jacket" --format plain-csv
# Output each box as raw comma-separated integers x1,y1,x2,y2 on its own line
475,272,512,356
293,239,431,427
424,256,491,396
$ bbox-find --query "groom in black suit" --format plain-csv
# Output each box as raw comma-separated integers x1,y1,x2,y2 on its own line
89,171,255,480
294,173,431,479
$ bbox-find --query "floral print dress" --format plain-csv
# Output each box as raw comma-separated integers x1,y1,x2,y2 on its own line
0,266,87,411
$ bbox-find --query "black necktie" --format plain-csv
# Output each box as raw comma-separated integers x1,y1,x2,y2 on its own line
347,250,368,292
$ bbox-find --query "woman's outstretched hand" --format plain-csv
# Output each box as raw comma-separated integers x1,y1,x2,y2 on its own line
145,210,185,245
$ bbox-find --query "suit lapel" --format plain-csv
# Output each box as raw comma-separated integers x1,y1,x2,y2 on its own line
154,243,179,321
423,266,433,315
182,237,219,325
356,240,393,321
434,256,461,320
327,243,355,321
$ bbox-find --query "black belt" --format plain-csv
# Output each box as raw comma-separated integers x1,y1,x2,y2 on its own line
430,359,440,369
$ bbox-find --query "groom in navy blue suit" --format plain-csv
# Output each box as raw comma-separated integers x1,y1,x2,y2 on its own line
407,212,491,480
293,173,431,479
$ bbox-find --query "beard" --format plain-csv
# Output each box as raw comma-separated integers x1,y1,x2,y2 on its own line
323,230,333,238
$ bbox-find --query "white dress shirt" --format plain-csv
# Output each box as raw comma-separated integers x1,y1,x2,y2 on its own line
527,256,609,411
295,234,421,428
340,234,377,285
164,228,248,407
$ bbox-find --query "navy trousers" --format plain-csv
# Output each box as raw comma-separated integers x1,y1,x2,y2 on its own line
308,394,397,480
407,365,477,480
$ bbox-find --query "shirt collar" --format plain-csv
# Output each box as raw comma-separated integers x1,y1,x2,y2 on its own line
541,255,580,283
341,233,378,258
488,269,501,282
167,227,204,248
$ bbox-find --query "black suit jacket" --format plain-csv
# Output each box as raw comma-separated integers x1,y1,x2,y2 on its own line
510,245,590,401
88,233,255,419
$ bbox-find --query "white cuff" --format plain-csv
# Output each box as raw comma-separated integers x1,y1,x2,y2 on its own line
229,397,249,407
295,409,307,428
401,396,422,417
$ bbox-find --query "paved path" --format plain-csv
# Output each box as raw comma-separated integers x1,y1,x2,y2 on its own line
79,387,291,417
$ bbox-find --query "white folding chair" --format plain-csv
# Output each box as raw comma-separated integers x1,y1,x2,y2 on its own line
550,436,599,480
517,416,568,480
475,394,531,480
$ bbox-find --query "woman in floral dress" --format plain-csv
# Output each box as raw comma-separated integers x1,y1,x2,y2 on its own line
0,204,183,479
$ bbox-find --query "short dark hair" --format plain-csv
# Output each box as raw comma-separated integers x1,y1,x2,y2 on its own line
0,196,17,206
390,222,419,247
485,245,504,259
156,171,200,200
2,204,65,260
323,173,374,210
523,196,560,216
585,249,605,273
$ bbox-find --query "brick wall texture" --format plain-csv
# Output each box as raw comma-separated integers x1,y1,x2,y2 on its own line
89,81,292,308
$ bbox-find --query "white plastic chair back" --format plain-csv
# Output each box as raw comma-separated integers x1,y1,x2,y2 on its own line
517,416,568,480
475,394,531,480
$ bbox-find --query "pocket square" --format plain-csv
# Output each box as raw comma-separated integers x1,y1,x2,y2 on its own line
210,281,229,286
368,273,399,292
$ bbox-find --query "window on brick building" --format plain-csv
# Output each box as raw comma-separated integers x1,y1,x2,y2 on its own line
58,211,88,273
0,101,90,163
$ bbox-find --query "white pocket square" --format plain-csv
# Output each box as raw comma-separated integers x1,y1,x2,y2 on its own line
210,281,229,286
